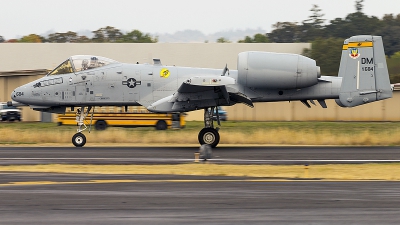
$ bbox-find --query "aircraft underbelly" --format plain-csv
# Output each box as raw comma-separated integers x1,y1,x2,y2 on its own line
249,77,341,102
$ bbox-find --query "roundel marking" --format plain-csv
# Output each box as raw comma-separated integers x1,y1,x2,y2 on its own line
126,78,136,88
160,68,170,78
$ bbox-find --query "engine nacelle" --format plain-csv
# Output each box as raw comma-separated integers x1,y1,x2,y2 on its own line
237,51,320,89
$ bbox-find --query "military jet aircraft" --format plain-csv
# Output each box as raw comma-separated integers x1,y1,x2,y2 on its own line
8,35,393,147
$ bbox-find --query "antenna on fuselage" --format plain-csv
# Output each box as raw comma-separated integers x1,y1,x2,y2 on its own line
153,58,162,66
222,64,229,76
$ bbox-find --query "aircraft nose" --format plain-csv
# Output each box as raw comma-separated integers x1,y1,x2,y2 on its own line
11,86,25,102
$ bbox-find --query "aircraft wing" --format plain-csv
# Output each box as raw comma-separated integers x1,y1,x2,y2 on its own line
147,75,253,112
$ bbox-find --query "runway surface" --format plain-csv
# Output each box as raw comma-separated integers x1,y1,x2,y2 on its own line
1,146,400,224
1,173,400,224
1,146,400,165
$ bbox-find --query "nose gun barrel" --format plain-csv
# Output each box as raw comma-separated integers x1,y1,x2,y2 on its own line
7,101,27,107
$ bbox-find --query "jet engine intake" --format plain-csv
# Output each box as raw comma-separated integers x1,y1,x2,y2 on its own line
237,51,320,89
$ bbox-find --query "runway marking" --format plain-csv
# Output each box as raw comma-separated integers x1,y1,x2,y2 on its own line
1,179,400,187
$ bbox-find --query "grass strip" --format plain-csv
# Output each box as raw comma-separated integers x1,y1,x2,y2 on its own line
1,121,400,145
0,164,399,180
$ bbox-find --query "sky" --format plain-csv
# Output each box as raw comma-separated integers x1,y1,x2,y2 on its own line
1,0,400,39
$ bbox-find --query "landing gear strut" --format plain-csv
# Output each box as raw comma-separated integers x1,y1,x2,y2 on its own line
72,106,94,147
198,107,220,148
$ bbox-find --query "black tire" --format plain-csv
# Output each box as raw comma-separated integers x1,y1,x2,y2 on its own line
155,120,167,130
72,133,86,147
198,128,220,148
95,120,107,130
57,122,62,126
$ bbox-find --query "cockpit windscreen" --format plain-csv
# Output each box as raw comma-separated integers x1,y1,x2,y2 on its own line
71,55,118,72
47,55,119,76
48,59,74,76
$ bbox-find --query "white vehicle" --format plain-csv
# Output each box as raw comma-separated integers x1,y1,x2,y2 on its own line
0,102,21,121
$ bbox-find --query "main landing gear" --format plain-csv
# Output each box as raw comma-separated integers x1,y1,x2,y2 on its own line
198,107,221,148
72,106,94,147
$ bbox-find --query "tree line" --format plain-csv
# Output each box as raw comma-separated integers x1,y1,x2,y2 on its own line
0,26,158,43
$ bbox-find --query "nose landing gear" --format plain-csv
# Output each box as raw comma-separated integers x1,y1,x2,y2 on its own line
72,106,94,147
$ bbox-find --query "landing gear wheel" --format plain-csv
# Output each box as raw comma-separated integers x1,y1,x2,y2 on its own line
198,128,220,148
72,133,86,147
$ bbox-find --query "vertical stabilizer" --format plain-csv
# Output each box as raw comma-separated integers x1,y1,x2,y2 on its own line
335,35,392,107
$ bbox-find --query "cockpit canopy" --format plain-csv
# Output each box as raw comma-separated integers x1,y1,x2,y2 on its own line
48,55,119,76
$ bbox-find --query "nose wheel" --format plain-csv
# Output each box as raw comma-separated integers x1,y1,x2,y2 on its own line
72,133,86,147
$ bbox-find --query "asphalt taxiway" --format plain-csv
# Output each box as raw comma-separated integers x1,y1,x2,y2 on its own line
1,146,400,224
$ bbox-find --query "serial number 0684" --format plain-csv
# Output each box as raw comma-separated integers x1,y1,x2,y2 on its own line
362,67,374,72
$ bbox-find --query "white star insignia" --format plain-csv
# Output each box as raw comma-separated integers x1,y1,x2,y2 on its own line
128,79,135,87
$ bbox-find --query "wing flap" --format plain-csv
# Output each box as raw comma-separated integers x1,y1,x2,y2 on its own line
147,75,253,112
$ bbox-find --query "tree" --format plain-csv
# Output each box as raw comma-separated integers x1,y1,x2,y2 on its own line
381,26,400,57
47,31,79,43
303,4,325,29
19,34,42,43
324,12,381,39
92,26,123,43
0,36,4,43
5,39,18,43
267,22,300,43
355,0,364,12
119,30,157,43
303,37,343,76
238,36,252,43
298,5,326,42
238,33,269,43
216,37,231,43
75,35,91,43
92,29,106,43
381,13,400,26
